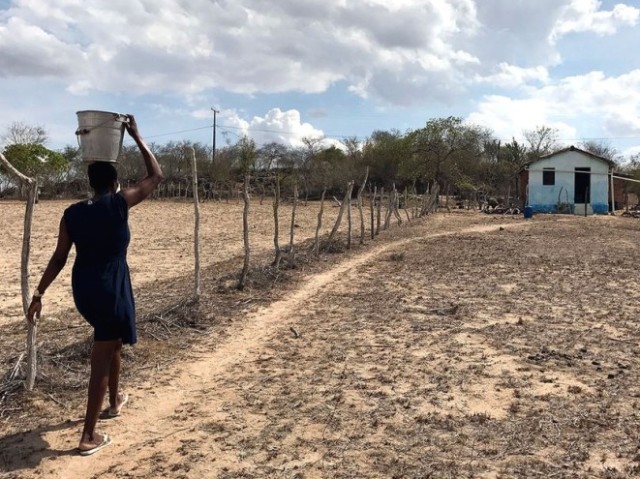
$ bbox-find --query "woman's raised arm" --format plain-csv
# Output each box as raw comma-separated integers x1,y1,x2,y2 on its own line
120,115,164,208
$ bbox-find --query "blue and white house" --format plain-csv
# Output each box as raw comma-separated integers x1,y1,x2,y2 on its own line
523,146,614,215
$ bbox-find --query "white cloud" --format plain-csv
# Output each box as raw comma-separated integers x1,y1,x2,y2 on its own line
0,0,517,105
2,0,637,107
0,16,84,76
468,69,640,148
467,95,578,144
475,63,550,88
198,108,326,148
622,145,640,158
551,0,640,42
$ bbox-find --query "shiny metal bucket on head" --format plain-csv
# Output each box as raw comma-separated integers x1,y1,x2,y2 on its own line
76,110,129,163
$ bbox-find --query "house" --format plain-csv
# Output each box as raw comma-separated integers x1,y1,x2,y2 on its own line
519,146,615,215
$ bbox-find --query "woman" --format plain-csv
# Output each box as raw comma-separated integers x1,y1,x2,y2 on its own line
27,115,163,455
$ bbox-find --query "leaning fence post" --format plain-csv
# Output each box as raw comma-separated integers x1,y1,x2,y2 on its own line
0,152,38,390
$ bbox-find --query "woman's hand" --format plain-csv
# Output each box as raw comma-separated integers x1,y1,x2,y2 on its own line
125,114,140,139
27,299,41,325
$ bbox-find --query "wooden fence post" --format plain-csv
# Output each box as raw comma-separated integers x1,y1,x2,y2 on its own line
327,181,354,244
357,167,369,245
272,172,282,268
238,172,251,290
189,148,201,299
314,187,327,255
0,152,37,390
289,183,298,265
376,187,383,235
369,185,376,240
347,185,352,250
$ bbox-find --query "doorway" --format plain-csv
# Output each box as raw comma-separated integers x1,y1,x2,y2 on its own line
574,167,591,203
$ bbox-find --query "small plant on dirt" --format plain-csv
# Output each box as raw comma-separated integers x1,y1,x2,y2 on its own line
320,238,346,254
390,252,405,261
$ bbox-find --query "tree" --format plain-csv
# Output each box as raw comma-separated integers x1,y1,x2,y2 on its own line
364,129,410,188
524,125,560,160
2,121,48,146
502,138,529,202
579,139,619,163
299,136,324,204
1,143,66,178
408,117,487,197
311,145,348,193
408,117,466,190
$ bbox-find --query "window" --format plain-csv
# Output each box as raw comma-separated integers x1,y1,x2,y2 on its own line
543,168,555,186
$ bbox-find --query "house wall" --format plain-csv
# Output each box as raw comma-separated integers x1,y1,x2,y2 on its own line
528,151,610,214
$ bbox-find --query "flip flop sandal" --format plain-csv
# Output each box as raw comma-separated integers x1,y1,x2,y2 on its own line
107,392,129,417
78,433,111,456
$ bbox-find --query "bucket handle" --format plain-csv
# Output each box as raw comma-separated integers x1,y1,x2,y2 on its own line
75,113,130,136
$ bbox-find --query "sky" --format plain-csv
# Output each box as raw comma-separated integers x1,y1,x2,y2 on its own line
1,0,640,160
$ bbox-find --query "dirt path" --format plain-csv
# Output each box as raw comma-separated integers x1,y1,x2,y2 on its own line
12,221,524,479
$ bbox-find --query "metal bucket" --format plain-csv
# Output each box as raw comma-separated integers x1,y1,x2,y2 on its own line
76,110,129,163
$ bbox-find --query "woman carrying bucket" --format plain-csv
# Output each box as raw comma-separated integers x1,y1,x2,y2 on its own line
27,114,164,455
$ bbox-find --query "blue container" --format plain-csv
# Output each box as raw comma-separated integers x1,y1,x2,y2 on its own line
523,206,534,219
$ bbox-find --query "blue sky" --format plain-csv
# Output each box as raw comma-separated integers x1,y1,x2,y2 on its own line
1,0,640,159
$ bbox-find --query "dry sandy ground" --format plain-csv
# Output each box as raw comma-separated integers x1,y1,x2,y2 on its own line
0,199,339,326
2,211,640,478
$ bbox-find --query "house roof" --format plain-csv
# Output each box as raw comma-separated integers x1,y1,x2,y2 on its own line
528,145,615,167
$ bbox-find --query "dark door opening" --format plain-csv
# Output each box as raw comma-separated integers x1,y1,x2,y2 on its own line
574,167,591,203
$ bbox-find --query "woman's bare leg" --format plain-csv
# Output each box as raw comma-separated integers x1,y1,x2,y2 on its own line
108,340,123,409
79,339,120,450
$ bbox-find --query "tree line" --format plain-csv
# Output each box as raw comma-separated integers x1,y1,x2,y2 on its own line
2,118,638,204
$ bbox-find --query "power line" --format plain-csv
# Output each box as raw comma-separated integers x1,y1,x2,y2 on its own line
121,122,640,147
144,125,212,139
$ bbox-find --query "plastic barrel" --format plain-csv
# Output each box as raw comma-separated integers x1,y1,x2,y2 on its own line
523,206,534,219
76,110,128,163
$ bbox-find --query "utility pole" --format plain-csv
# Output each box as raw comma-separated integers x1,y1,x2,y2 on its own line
211,107,219,162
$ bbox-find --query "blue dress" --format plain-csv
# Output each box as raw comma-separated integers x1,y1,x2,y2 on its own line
63,193,136,344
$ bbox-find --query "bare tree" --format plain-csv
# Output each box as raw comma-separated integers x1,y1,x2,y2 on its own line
2,121,48,146
524,125,560,159
579,139,619,162
300,136,324,205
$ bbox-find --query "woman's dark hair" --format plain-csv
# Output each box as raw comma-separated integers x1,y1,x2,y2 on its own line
87,162,118,194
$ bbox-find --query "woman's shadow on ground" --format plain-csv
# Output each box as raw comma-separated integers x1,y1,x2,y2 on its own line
0,419,82,475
